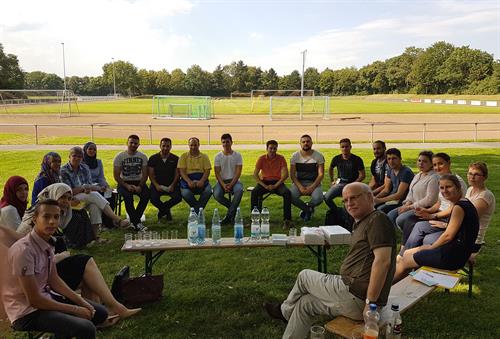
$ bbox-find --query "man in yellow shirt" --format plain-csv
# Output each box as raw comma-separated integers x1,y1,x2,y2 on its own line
177,137,212,213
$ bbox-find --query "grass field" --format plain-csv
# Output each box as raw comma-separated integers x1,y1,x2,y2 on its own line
2,147,499,338
2,95,499,115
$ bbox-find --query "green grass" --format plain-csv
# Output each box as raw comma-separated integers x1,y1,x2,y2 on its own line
2,148,499,338
2,95,499,115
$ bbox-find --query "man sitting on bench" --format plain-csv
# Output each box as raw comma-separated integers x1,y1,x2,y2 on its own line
264,183,396,338
251,139,293,230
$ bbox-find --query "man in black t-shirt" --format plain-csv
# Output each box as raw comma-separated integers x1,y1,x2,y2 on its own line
324,138,365,210
147,138,181,221
368,140,388,196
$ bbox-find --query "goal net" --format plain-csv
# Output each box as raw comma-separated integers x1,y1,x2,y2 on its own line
152,95,214,120
0,89,80,118
251,89,315,112
268,96,330,120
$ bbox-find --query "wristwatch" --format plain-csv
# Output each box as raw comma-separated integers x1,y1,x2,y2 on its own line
365,298,375,305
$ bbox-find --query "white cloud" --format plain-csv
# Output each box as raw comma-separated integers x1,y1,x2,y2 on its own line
0,0,194,75
249,32,263,40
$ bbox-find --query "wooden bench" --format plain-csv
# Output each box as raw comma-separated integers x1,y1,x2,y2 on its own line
325,275,437,337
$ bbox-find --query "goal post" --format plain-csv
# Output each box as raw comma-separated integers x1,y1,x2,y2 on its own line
250,89,315,112
152,95,214,120
269,95,330,121
0,89,80,117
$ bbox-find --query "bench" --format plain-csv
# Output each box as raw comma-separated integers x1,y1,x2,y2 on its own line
325,259,475,338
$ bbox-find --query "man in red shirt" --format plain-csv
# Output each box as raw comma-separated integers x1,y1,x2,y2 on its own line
251,140,292,229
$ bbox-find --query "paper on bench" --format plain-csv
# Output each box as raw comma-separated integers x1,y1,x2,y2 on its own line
410,267,460,289
319,225,351,245
300,227,326,245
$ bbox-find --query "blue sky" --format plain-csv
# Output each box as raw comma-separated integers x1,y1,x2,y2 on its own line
0,0,498,77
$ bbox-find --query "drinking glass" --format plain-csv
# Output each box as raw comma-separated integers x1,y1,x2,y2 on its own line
124,233,133,249
162,231,170,241
151,231,159,245
143,232,151,247
170,230,178,240
288,228,297,242
310,325,325,339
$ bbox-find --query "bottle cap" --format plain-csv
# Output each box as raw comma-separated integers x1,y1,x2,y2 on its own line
369,303,377,311
391,304,399,311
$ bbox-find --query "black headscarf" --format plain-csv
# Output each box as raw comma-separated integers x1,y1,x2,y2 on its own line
83,141,98,169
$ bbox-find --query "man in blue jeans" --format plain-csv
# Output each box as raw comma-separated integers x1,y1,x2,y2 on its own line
177,137,212,213
213,134,244,225
113,135,150,232
148,137,181,221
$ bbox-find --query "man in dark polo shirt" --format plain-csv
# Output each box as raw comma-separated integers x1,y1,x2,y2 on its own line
368,140,388,196
324,138,365,210
264,183,396,339
148,137,181,221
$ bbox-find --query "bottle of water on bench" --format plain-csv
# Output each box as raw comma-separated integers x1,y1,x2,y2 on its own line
364,303,380,339
250,206,261,241
197,207,206,245
386,303,402,339
187,208,198,246
212,208,221,245
234,207,244,244
260,207,270,241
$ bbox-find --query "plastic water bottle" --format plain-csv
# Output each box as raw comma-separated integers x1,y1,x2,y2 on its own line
197,207,206,244
212,208,221,245
385,304,402,339
363,304,380,339
250,206,261,241
187,208,198,246
234,207,244,244
260,207,270,240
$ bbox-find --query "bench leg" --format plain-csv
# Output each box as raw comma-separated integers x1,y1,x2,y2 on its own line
468,262,473,298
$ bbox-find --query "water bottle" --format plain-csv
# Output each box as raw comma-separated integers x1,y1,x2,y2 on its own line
385,304,402,339
187,207,198,246
250,206,261,241
197,207,206,244
234,207,244,244
260,206,270,240
212,208,221,245
363,304,380,339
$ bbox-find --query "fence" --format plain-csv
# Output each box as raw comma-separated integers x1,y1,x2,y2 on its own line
0,122,498,145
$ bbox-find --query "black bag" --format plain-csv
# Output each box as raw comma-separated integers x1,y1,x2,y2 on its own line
111,266,164,307
324,206,354,232
63,209,95,249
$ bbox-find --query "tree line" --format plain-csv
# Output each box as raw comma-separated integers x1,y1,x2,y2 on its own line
1,41,498,97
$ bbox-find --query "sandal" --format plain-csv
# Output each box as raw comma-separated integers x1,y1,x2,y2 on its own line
96,314,120,329
114,218,131,229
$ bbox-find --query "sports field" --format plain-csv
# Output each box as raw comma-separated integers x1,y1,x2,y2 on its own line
0,147,499,338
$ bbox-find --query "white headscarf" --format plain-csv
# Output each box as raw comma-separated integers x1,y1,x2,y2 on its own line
17,183,73,235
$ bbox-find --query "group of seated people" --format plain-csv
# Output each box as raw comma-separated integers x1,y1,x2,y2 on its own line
0,133,496,338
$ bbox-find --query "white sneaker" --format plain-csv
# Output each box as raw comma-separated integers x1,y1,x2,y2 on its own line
135,223,148,232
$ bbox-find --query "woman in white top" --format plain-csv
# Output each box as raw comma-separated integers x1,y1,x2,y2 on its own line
0,176,29,230
387,151,440,244
465,162,496,262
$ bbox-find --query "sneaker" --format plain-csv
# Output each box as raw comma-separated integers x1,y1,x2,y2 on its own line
165,209,173,221
299,210,306,220
263,302,287,323
157,211,165,222
282,220,293,230
135,223,148,232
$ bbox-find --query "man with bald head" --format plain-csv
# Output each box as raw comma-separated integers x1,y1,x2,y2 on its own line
264,183,396,339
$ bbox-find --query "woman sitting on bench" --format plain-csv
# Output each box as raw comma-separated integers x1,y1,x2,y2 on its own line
393,174,479,283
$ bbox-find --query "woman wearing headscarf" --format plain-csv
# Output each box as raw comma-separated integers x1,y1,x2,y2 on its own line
31,152,62,205
0,176,29,230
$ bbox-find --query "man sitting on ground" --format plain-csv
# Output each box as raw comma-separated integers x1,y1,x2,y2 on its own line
373,148,414,214
324,138,365,210
369,140,388,196
113,135,150,232
213,133,244,225
178,137,212,213
251,140,292,229
264,183,396,339
289,134,324,221
148,137,181,221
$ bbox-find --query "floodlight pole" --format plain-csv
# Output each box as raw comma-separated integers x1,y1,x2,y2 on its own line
112,58,117,97
300,49,307,120
61,42,67,91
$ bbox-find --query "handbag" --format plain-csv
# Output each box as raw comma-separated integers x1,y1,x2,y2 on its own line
111,266,164,307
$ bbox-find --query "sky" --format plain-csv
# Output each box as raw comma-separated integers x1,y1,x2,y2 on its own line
0,0,499,77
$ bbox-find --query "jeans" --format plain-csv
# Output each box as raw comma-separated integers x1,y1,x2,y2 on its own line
149,184,182,216
12,298,107,339
213,180,244,219
324,183,347,210
281,269,364,339
289,181,324,212
250,180,292,220
376,202,400,214
180,183,212,213
117,183,150,226
402,220,444,255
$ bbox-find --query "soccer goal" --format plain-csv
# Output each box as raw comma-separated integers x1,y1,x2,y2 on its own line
152,95,214,120
250,89,315,112
268,95,330,120
0,89,80,118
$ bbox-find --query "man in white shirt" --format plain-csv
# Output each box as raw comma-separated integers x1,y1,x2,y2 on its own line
213,134,244,224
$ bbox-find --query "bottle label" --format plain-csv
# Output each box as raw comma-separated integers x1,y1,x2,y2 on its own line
393,323,401,334
363,329,378,339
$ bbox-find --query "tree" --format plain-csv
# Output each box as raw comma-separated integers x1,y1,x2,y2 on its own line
318,68,335,94
223,60,249,92
210,65,229,96
185,65,211,95
358,61,388,94
24,71,64,90
170,68,186,95
304,67,320,94
102,60,139,96
245,66,263,91
0,44,24,89
155,69,171,95
331,67,359,95
385,47,423,93
67,76,90,95
278,70,301,90
260,68,279,89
